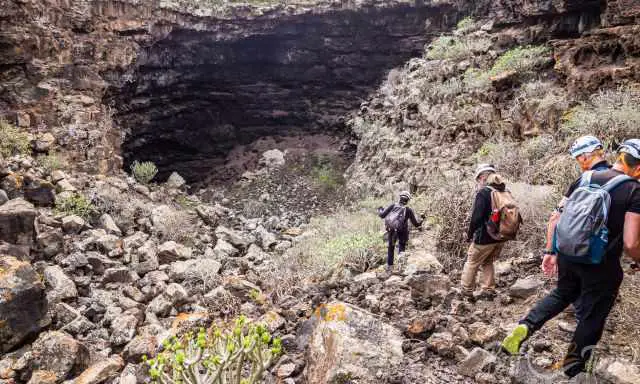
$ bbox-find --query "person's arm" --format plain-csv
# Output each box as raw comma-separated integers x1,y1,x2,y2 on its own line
407,208,421,227
378,204,394,218
623,212,640,262
544,197,567,251
467,190,488,241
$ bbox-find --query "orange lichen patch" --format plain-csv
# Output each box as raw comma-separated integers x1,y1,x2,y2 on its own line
171,312,209,334
314,303,348,322
29,370,58,384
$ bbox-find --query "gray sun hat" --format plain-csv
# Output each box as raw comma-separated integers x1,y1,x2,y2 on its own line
399,191,412,200
619,139,640,159
474,163,496,180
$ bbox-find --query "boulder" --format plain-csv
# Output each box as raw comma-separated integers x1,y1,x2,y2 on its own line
165,283,188,305
0,198,36,246
68,356,123,384
123,335,158,363
165,172,186,189
62,215,86,234
37,229,64,258
215,226,255,250
458,347,496,377
99,214,121,236
259,311,286,332
306,301,403,383
403,249,442,275
0,255,47,352
168,259,221,281
102,267,135,284
255,225,277,250
110,315,139,346
426,332,456,358
23,180,56,207
43,265,78,302
213,239,239,258
407,274,451,299
597,358,640,384
30,331,89,382
34,133,56,153
509,277,544,299
157,241,192,264
469,322,500,345
0,189,8,205
260,149,285,168
54,303,96,336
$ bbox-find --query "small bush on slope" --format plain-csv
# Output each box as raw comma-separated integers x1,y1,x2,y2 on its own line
263,198,387,297
145,316,282,384
56,193,98,220
0,119,30,158
426,35,491,61
562,88,640,149
131,160,158,184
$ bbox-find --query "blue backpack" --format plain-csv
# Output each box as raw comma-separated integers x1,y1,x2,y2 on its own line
553,171,633,264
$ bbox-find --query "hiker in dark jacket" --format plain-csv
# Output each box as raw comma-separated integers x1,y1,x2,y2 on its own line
378,191,422,271
545,136,610,324
502,139,640,378
462,166,507,299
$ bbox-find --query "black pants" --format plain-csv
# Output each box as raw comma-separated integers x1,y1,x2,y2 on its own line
520,257,623,377
387,229,408,266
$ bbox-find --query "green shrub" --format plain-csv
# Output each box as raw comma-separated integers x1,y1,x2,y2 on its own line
561,88,640,149
426,35,490,61
0,120,30,158
38,153,63,174
463,68,491,91
488,45,550,77
456,17,477,33
145,316,282,384
131,160,158,184
55,193,98,220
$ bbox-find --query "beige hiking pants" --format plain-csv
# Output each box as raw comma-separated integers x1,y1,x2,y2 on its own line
461,242,505,294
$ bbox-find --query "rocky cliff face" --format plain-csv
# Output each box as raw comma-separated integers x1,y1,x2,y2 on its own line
0,0,474,181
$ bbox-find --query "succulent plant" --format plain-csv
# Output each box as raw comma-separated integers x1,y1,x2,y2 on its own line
144,316,283,384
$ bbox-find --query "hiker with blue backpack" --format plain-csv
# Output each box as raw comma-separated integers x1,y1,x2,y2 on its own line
545,136,611,322
378,191,423,272
502,139,640,378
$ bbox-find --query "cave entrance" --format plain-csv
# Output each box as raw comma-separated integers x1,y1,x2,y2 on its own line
103,5,456,184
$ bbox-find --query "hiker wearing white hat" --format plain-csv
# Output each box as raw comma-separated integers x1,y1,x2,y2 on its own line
544,135,611,322
503,139,640,378
474,163,496,191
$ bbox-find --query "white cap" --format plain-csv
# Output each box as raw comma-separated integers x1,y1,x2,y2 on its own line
569,135,603,158
619,139,640,159
474,163,496,180
399,191,412,200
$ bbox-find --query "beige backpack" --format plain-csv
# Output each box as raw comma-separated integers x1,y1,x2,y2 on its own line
486,187,522,241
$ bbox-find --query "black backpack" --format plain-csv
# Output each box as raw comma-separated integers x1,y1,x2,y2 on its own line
385,205,406,231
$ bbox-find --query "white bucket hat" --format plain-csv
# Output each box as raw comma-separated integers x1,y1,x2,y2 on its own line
474,163,496,180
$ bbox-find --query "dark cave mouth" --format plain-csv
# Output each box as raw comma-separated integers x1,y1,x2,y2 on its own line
104,4,461,184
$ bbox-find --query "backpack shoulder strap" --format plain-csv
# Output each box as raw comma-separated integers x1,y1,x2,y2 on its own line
578,171,594,188
602,174,635,193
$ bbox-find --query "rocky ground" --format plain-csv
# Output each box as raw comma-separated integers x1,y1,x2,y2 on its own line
2,1,640,384
2,143,640,384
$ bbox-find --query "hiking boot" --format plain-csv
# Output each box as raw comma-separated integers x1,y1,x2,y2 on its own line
501,324,529,355
458,289,476,303
477,289,497,301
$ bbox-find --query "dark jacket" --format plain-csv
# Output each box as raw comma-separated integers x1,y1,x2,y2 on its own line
467,184,505,244
378,203,422,232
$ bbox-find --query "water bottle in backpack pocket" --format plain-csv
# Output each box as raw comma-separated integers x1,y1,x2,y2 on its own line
486,188,522,241
553,171,633,264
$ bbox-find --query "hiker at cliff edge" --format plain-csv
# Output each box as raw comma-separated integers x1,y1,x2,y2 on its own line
378,191,422,272
545,135,610,323
462,165,522,300
502,139,640,378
